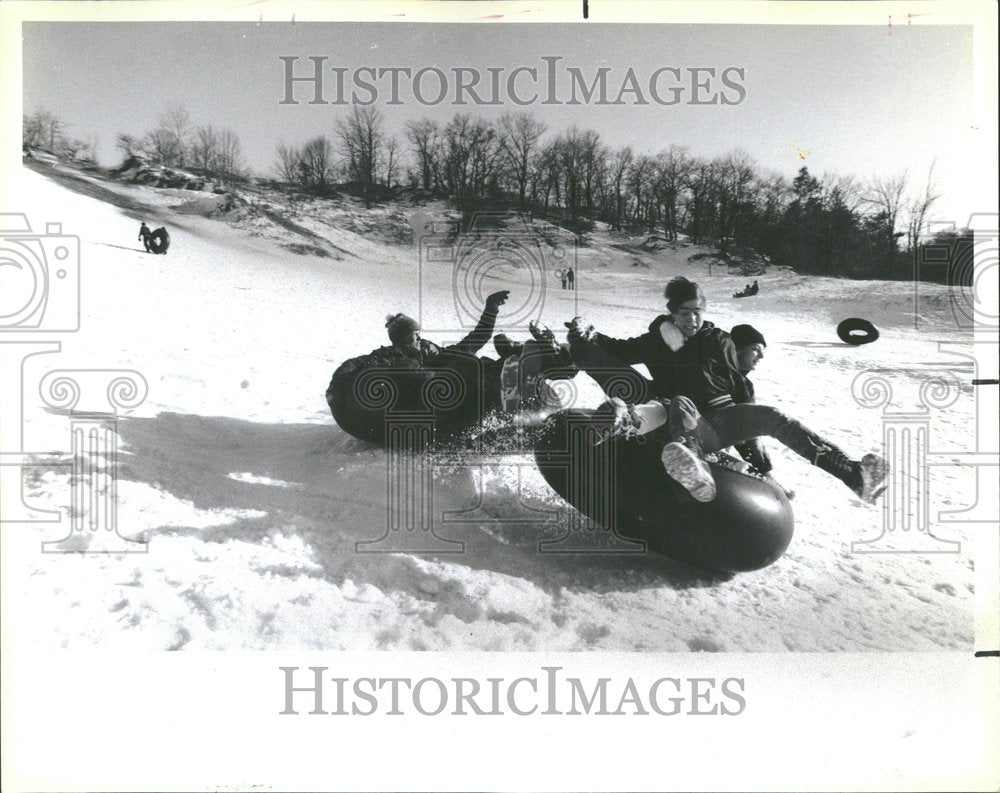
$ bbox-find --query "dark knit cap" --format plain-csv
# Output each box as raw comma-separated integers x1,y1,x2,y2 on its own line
730,323,766,348
386,313,420,345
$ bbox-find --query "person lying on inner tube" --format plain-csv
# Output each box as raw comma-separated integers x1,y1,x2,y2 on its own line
384,291,514,417
385,289,510,360
386,292,579,416
576,278,889,506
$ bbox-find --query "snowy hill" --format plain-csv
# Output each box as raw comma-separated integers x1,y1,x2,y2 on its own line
3,160,982,651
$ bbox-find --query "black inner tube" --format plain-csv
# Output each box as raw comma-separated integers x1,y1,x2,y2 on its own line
837,317,880,345
148,228,170,254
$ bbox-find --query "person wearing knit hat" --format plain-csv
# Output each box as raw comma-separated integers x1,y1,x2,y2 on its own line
385,313,421,350
592,287,887,504
730,323,766,375
384,290,510,359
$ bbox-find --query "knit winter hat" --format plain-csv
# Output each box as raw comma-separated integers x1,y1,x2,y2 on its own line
386,313,420,345
730,323,766,348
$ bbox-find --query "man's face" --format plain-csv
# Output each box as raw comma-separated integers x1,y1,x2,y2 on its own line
737,343,765,373
671,299,705,338
400,330,421,352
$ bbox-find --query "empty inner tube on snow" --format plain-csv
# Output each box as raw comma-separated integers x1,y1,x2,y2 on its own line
837,317,880,345
148,227,170,254
534,409,795,573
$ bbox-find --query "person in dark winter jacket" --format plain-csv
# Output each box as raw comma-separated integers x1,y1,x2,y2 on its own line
595,281,889,505
382,290,511,414
727,323,771,476
138,222,151,252
563,277,694,403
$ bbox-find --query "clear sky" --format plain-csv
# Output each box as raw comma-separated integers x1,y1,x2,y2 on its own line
21,20,994,224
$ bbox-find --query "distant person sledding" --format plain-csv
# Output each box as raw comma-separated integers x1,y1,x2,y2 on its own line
325,292,577,446
733,279,759,299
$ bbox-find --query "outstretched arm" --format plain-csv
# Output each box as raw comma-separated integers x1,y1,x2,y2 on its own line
446,290,509,355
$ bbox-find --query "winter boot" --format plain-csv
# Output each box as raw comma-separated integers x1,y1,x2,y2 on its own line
528,320,560,352
493,334,523,361
528,320,578,377
855,453,890,504
812,442,889,504
661,435,717,503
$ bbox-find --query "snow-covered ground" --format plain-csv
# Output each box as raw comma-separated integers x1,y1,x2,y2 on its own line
2,162,983,651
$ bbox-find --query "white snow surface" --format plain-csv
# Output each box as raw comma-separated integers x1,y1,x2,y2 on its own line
3,163,980,652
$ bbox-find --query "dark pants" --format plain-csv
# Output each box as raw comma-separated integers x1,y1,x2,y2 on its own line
667,396,857,486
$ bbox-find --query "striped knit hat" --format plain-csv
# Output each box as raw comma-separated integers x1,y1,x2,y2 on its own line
386,313,420,345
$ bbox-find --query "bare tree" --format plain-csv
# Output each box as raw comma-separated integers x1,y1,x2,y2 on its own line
684,159,718,245
905,160,941,252
298,136,334,190
606,146,633,231
116,133,142,161
23,110,51,149
442,114,498,203
335,106,384,205
496,111,547,208
191,125,219,173
404,118,441,191
144,105,191,167
864,170,909,268
626,154,655,228
652,145,691,240
714,150,756,252
216,129,245,177
274,142,301,184
23,109,62,151
383,135,400,190
144,128,184,167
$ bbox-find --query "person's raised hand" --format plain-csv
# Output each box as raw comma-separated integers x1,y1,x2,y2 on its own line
485,290,511,312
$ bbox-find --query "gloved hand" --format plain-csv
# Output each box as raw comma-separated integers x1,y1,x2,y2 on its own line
485,290,511,312
564,316,596,343
597,397,642,444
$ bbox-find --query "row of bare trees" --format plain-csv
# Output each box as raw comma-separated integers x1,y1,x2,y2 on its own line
271,107,943,277
115,106,246,179
23,109,98,163
274,107,398,206
25,103,944,278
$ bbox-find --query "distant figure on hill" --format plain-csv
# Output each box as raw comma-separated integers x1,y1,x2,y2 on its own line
138,222,151,252
560,269,568,290
750,279,759,295
566,267,575,290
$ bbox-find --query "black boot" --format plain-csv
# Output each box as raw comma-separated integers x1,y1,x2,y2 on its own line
812,442,889,504
493,334,523,360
